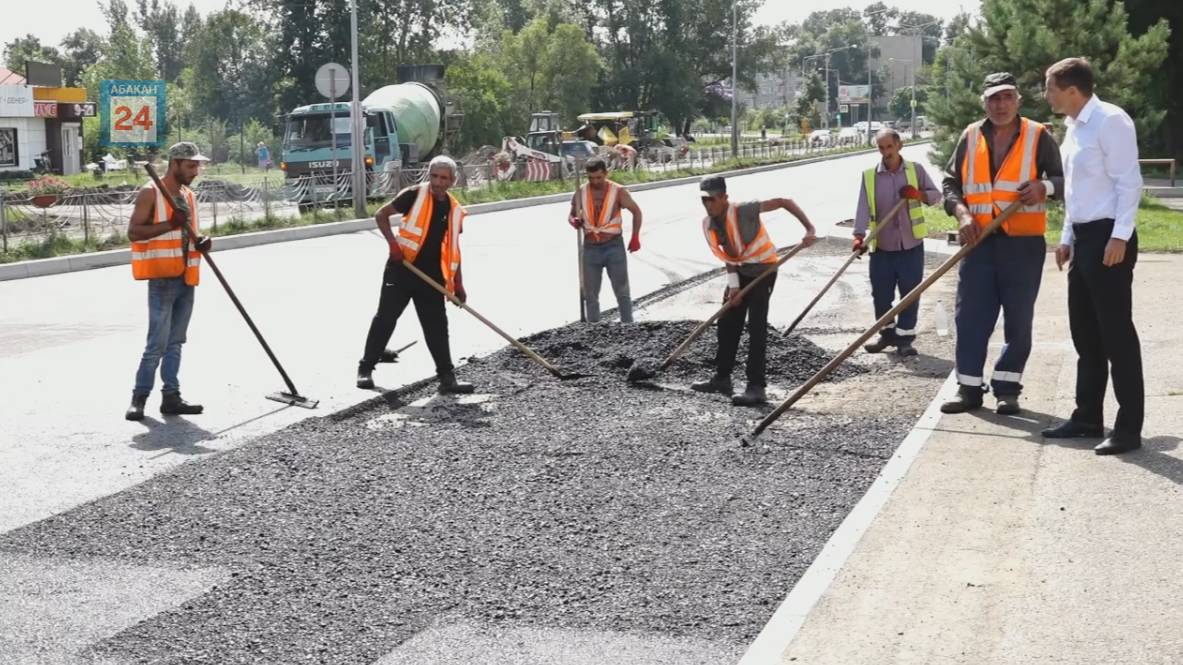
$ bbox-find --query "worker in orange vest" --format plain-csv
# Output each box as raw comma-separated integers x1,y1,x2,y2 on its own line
357,155,474,394
693,175,817,406
940,73,1064,415
568,156,643,322
125,142,212,421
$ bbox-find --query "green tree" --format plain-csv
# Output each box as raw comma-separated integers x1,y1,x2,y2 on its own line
136,0,185,81
889,85,926,121
926,0,1171,165
81,1,159,99
496,18,601,128
1123,0,1183,161
3,35,62,73
59,29,104,87
444,52,514,151
186,10,274,124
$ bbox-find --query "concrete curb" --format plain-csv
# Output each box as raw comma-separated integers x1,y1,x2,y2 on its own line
0,143,921,283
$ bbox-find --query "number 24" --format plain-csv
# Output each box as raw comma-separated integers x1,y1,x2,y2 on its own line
114,105,154,131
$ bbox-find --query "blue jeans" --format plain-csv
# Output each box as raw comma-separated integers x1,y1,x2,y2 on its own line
583,236,633,322
869,244,924,341
133,277,195,398
954,233,1045,397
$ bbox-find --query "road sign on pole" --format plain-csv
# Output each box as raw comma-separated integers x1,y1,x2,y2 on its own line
839,104,849,113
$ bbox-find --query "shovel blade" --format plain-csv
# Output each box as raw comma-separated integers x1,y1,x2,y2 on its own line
267,392,319,409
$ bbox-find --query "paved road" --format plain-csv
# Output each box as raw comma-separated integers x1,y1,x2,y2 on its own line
0,145,940,534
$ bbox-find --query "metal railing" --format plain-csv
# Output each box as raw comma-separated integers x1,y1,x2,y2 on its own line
0,135,870,256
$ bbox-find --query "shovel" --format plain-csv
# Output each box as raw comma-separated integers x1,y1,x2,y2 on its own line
627,241,810,384
400,260,587,380
739,200,1024,446
783,199,910,336
143,164,318,409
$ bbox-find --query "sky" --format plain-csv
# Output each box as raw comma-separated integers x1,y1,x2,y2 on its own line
2,0,981,59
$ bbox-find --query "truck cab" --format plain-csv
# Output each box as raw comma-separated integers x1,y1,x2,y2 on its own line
280,102,402,203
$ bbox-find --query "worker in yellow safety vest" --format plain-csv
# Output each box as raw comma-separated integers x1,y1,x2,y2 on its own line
125,141,212,421
852,128,942,357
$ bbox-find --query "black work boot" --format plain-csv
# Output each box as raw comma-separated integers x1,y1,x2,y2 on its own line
357,366,375,389
895,340,919,357
160,392,203,416
438,370,475,394
940,385,984,414
732,383,768,407
125,394,147,421
864,335,898,353
691,373,733,395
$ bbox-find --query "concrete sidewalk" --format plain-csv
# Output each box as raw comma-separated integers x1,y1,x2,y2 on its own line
761,253,1183,664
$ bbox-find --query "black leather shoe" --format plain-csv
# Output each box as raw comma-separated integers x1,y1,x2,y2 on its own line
125,394,147,421
356,368,375,389
438,370,475,394
160,392,203,415
864,336,897,353
995,395,1020,415
1041,420,1104,439
940,387,983,414
732,384,767,406
896,341,919,357
691,374,733,395
1095,432,1142,455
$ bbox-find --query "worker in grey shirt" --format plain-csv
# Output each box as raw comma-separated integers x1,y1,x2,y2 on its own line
853,128,943,357
940,72,1064,416
692,175,817,406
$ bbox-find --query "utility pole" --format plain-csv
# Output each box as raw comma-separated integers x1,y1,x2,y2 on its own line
823,53,830,130
730,1,738,158
866,57,873,146
350,0,366,217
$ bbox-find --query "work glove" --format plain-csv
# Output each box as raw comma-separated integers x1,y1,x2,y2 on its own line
852,236,866,255
168,198,190,229
195,235,212,252
568,215,583,229
899,184,923,201
454,283,468,305
628,235,641,253
388,239,405,263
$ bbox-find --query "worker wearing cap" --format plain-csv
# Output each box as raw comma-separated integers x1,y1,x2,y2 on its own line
941,72,1064,415
124,141,212,421
693,176,817,406
853,128,942,357
568,156,643,323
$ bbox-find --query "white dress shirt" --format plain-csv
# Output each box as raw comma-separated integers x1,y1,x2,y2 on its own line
1060,95,1143,245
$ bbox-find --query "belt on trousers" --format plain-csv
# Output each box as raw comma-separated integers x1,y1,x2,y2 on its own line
1071,218,1115,235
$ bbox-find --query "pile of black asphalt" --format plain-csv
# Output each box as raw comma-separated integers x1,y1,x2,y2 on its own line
0,320,923,664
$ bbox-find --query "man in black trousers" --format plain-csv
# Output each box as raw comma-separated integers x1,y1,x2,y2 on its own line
1041,57,1144,455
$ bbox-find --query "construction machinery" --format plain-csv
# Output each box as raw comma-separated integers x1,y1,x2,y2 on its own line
279,65,462,208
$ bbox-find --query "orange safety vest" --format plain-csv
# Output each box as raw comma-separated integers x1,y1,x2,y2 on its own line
578,180,623,236
130,181,201,285
395,183,466,294
961,117,1047,236
702,204,778,266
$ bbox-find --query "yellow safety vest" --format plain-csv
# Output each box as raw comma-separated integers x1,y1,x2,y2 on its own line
864,160,926,252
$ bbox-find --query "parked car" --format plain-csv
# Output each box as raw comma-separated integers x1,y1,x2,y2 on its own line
808,129,832,147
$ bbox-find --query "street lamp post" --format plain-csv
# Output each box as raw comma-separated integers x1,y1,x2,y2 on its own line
730,1,738,158
802,44,857,131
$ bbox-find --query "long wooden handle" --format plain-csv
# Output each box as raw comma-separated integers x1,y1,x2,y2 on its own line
784,199,910,335
750,200,1023,439
659,242,809,372
400,259,564,377
144,163,304,397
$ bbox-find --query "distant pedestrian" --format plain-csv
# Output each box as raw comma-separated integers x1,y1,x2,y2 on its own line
125,142,212,421
256,142,271,171
692,176,817,406
940,72,1064,416
1041,57,1145,455
852,128,942,357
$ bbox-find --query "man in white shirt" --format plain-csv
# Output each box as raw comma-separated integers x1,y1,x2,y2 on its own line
1041,57,1144,455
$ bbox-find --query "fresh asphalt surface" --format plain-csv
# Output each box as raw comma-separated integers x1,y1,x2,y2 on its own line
0,148,954,663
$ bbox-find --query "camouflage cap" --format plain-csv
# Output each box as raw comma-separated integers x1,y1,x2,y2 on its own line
699,175,727,198
167,141,210,162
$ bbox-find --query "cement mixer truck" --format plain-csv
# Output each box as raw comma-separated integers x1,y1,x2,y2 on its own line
279,65,460,208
